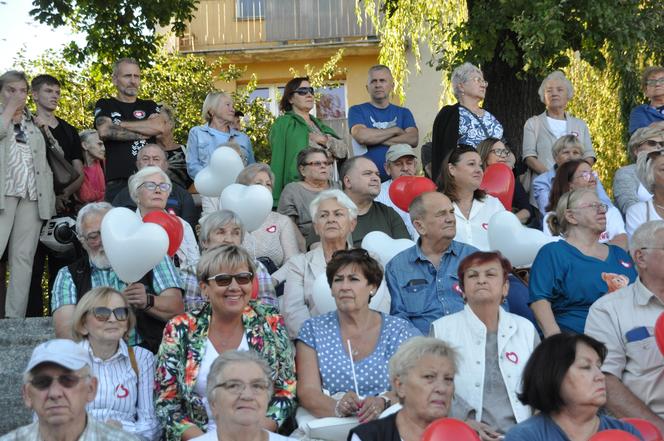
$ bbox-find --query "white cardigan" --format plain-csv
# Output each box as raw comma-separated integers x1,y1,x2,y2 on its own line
430,305,537,424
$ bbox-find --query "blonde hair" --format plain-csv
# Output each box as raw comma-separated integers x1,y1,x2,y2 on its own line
201,91,231,123
71,287,136,341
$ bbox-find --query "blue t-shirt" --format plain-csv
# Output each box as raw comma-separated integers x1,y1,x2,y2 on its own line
504,413,643,441
297,311,420,396
529,240,637,334
348,102,417,180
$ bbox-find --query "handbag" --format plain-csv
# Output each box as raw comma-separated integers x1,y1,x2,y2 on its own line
41,128,80,193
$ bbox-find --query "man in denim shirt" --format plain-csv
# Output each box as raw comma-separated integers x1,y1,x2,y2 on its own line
386,191,477,334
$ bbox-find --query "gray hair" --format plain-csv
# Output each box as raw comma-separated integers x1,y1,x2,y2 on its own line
367,64,392,81
630,220,664,256
641,66,664,90
128,166,172,204
76,202,113,237
309,189,358,221
628,126,664,161
389,337,457,402
538,71,574,104
196,244,256,283
636,150,663,194
79,129,99,145
205,350,273,404
136,143,167,163
199,210,245,248
236,163,275,187
450,62,483,100
547,188,597,236
201,91,231,123
112,58,140,77
551,134,583,160
0,70,29,91
408,191,436,222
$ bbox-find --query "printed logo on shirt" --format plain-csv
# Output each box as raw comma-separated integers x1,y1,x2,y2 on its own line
133,110,146,119
505,352,519,364
111,112,121,118
453,283,463,295
481,223,489,230
571,131,579,137
370,116,397,130
619,260,632,269
599,231,609,241
266,225,277,233
115,384,129,399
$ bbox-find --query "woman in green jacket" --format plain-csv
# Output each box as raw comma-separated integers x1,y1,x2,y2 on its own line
269,77,348,205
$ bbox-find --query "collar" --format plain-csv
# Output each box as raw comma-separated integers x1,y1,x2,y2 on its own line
412,239,459,263
80,339,128,363
634,278,663,307
202,123,240,137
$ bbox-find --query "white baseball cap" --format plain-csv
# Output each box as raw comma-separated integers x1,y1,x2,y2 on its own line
25,339,92,374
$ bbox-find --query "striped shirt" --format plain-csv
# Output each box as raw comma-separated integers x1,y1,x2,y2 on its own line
81,340,161,441
5,120,37,200
0,416,141,441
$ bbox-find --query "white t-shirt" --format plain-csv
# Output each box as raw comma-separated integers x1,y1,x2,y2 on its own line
626,199,663,237
453,195,505,251
543,206,626,243
546,116,568,140
192,430,297,441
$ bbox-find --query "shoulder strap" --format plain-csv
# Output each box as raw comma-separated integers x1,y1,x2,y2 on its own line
127,345,139,377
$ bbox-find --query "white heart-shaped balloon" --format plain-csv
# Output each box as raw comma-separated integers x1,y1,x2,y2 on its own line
194,147,244,197
361,231,415,267
488,211,557,268
101,207,169,283
220,184,273,232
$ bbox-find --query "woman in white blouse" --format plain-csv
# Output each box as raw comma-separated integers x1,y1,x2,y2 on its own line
626,150,664,236
71,287,160,440
438,145,505,251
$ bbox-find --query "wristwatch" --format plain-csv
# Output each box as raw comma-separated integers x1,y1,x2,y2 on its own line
378,393,391,409
143,294,155,311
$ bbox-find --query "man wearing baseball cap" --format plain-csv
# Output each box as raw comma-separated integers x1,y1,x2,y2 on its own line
1,339,139,440
375,143,420,239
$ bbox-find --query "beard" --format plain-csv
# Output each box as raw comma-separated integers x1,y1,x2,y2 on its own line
88,249,111,269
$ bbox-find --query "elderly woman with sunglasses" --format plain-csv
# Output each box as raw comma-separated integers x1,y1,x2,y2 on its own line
530,188,637,337
71,287,160,440
544,160,627,249
269,77,348,205
155,245,296,441
626,149,664,237
295,248,420,432
129,165,200,269
613,127,664,215
431,62,503,181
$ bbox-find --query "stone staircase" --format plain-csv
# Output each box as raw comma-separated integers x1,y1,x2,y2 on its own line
0,317,54,435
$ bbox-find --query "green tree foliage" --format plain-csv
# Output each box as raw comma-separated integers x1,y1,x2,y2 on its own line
30,0,201,68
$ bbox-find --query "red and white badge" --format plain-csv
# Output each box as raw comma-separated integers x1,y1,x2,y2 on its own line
115,384,129,399
619,260,632,268
505,352,519,364
266,225,277,233
133,110,146,119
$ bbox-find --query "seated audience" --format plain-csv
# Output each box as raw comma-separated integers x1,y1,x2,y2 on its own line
476,137,533,225
2,339,140,440
431,251,539,438
348,337,458,441
278,147,339,249
181,210,277,312
77,129,106,204
155,245,295,441
51,202,184,353
237,163,303,269
529,189,637,336
629,66,664,134
613,126,663,215
279,189,358,338
521,71,595,196
155,104,192,190
129,165,199,269
192,351,297,441
295,249,419,428
71,287,160,440
386,192,477,334
438,145,504,251
375,143,420,239
543,159,627,249
585,220,664,432
341,156,409,247
504,333,643,441
626,150,664,236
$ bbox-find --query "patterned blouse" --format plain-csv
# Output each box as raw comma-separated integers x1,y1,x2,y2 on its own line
154,301,296,441
458,106,504,147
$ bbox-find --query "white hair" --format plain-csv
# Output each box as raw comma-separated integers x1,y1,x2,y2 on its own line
538,71,574,104
309,189,358,220
198,210,245,248
76,202,112,236
451,62,483,100
630,220,664,256
128,166,172,204
636,151,663,194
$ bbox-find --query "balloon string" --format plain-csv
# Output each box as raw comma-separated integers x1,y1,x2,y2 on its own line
347,339,360,398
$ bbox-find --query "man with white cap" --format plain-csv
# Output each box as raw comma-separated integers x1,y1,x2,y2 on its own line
375,143,420,240
1,339,139,440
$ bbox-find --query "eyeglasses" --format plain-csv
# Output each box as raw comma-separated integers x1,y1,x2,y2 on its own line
139,181,172,192
468,77,488,86
14,124,27,144
90,306,129,322
207,272,254,287
294,87,315,96
639,247,664,251
571,202,608,213
331,248,371,260
29,373,89,391
647,150,664,162
304,160,333,167
212,380,270,395
645,78,664,87
81,231,101,243
573,170,598,182
640,140,664,149
490,148,510,158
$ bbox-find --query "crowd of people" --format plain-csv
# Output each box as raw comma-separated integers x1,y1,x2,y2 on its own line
0,57,663,441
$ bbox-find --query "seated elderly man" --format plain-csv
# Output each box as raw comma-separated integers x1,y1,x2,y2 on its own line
51,202,183,353
585,220,664,433
375,143,419,240
2,339,139,440
341,156,409,247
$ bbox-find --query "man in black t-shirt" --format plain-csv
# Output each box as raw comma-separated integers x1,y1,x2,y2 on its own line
94,58,165,202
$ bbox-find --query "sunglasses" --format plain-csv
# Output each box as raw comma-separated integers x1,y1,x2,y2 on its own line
14,124,27,144
647,150,664,161
29,373,89,391
294,87,315,96
90,306,129,322
207,272,254,287
304,160,333,167
139,181,172,192
641,140,664,149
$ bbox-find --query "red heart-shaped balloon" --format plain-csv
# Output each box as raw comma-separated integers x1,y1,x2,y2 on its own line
388,176,437,212
655,313,664,357
588,429,641,441
480,163,515,210
422,418,480,441
143,211,184,257
622,418,663,441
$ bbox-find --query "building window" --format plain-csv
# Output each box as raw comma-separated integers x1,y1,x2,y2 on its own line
236,0,264,19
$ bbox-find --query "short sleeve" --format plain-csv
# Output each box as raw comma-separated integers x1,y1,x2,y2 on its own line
151,256,183,294
528,244,559,304
585,299,627,378
51,267,77,311
296,317,317,349
402,107,417,129
348,105,364,129
93,99,111,125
